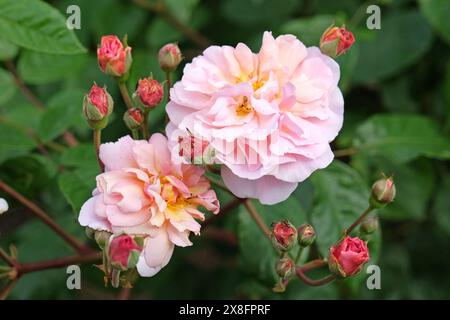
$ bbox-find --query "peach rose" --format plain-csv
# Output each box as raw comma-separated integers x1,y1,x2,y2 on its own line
79,134,219,277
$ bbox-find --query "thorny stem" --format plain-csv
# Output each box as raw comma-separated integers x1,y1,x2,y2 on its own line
131,0,211,48
345,205,375,235
4,60,78,147
243,199,271,239
93,129,104,172
0,180,89,255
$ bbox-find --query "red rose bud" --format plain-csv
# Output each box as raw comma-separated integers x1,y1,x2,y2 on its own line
123,108,143,131
83,84,113,129
360,215,379,235
134,77,164,109
370,176,396,208
97,35,132,78
271,220,297,252
297,223,316,247
178,133,213,164
320,25,355,58
328,236,369,278
275,257,295,279
158,43,182,72
108,234,143,271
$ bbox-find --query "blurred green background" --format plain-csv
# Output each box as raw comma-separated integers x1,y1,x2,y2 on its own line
1,0,450,299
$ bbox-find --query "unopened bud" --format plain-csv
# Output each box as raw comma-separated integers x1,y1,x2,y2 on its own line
123,108,143,131
158,43,182,72
271,220,297,252
320,25,355,58
297,223,316,247
328,236,369,278
360,215,379,235
134,77,164,109
370,176,396,208
275,257,295,279
94,230,112,249
108,234,143,271
82,84,113,130
97,35,132,79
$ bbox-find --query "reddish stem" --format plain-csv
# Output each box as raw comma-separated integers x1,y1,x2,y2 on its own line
0,180,89,255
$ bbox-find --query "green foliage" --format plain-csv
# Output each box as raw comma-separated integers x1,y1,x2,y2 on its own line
0,0,86,54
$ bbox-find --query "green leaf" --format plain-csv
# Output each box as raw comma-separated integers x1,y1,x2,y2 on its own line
145,18,183,50
0,38,18,60
0,119,36,164
353,114,450,164
37,89,84,142
238,198,307,286
353,10,432,84
58,167,97,214
419,0,450,45
281,15,335,47
17,50,88,84
381,77,419,113
0,0,86,54
223,0,299,27
59,143,97,169
309,161,370,256
0,68,16,105
433,176,450,236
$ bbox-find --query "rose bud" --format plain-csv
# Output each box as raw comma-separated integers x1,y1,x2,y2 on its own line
97,35,132,78
134,77,164,109
297,223,316,247
360,215,379,235
320,25,355,58
275,257,295,279
370,176,396,208
178,133,213,164
94,230,112,250
271,220,297,252
158,43,182,72
328,236,370,278
0,198,8,215
108,234,144,271
123,108,143,131
82,84,114,129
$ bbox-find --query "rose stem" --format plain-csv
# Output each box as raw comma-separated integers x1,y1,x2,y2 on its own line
296,268,336,287
0,180,89,255
345,205,375,235
243,199,271,239
141,110,150,140
117,81,134,110
93,129,104,172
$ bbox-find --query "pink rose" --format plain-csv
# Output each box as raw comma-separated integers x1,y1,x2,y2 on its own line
166,31,343,204
328,236,370,277
97,35,132,77
79,134,219,277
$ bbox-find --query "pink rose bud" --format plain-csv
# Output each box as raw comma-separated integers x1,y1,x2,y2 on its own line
297,223,316,247
123,108,143,131
328,236,370,278
97,35,132,78
158,43,182,72
320,25,355,58
271,220,297,252
370,176,396,208
82,84,114,129
108,234,143,271
134,77,164,109
275,257,295,279
178,133,212,164
360,215,379,235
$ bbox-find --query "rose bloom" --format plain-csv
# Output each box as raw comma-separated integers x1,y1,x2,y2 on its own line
166,31,343,204
79,134,219,276
329,236,369,277
97,35,132,77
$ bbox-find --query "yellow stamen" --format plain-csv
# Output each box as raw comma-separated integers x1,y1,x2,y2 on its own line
236,96,253,116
